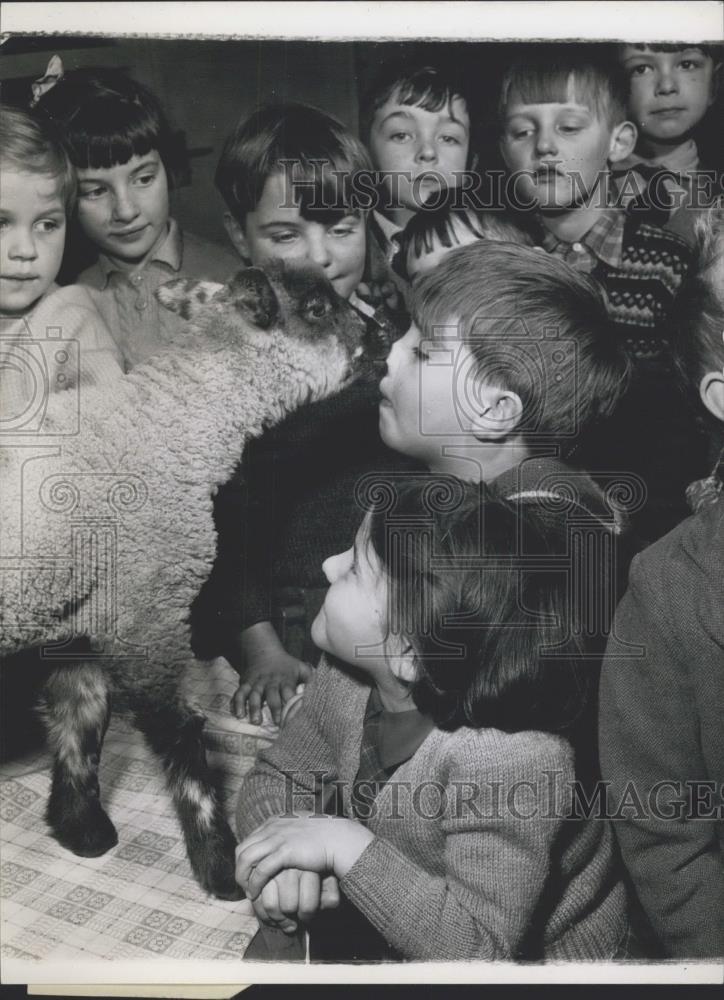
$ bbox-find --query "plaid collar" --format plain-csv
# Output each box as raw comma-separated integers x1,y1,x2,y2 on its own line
538,205,626,270
93,218,182,288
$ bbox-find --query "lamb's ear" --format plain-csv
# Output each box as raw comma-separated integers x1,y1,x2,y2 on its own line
156,278,224,320
227,268,280,330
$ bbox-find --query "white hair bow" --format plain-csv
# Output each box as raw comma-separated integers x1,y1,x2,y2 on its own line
30,54,65,107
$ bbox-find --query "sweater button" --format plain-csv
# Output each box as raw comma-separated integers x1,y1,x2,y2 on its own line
136,299,148,311
572,242,584,253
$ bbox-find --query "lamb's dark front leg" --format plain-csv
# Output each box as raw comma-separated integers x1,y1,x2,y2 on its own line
41,662,118,857
133,697,243,900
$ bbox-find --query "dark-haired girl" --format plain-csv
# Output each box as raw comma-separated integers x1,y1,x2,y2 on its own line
33,59,237,369
235,477,628,961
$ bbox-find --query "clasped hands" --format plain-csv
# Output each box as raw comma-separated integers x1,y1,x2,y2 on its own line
235,814,374,935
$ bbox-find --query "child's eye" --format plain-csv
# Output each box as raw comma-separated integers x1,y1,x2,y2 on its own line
412,345,430,362
80,186,106,200
559,124,583,134
509,126,534,140
679,59,702,71
269,231,298,244
35,219,62,234
439,134,462,145
388,130,412,142
630,64,653,77
135,173,157,187
330,225,354,238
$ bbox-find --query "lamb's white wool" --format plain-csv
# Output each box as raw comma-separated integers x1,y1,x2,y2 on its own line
0,263,366,895
0,264,364,666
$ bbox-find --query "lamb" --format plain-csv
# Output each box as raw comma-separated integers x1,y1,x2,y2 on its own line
0,263,367,900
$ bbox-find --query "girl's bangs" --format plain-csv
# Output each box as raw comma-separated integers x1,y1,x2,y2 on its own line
69,100,164,169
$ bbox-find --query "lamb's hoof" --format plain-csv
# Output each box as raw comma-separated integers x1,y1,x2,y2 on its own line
190,821,245,900
201,841,245,901
49,799,118,858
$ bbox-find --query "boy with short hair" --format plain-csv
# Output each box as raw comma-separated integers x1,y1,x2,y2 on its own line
497,44,706,540
614,42,720,240
379,238,632,523
599,205,724,958
198,103,405,725
360,63,475,261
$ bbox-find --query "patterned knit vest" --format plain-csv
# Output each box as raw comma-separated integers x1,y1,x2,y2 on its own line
591,204,692,368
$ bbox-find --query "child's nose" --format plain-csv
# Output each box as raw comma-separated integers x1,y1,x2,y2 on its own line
384,336,402,375
307,232,332,269
321,548,351,583
112,188,140,224
655,70,678,95
536,129,558,156
416,136,438,163
8,228,38,261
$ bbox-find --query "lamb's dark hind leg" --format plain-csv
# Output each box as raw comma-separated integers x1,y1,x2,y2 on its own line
41,663,118,857
133,698,243,900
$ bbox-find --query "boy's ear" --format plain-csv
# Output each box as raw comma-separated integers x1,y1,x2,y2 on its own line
608,120,638,165
700,369,724,423
470,386,524,440
223,212,251,263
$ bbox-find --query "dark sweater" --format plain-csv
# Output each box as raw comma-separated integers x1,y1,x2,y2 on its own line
599,495,724,958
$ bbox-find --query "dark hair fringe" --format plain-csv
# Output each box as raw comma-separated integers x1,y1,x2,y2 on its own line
33,68,174,172
367,477,607,736
215,102,373,224
359,62,473,145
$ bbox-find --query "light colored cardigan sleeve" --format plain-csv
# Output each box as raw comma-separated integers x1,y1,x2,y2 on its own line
340,728,575,961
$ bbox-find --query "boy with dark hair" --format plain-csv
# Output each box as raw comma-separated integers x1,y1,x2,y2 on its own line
599,205,724,959
391,190,533,283
360,62,475,261
614,42,721,242
196,103,404,725
498,43,706,540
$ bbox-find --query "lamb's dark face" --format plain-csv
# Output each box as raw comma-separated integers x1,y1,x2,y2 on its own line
227,263,366,353
157,264,369,400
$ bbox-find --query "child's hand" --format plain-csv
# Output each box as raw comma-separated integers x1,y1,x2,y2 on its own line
227,622,313,725
245,868,341,934
236,815,374,900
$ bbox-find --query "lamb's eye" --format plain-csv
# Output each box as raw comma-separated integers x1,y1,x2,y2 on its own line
304,296,331,320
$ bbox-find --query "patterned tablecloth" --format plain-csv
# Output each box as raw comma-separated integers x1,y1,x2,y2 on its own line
1,657,278,968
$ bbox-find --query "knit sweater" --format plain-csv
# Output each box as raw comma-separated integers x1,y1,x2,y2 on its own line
237,656,628,961
599,495,724,958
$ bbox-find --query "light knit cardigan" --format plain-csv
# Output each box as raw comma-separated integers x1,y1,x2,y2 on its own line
237,656,628,961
